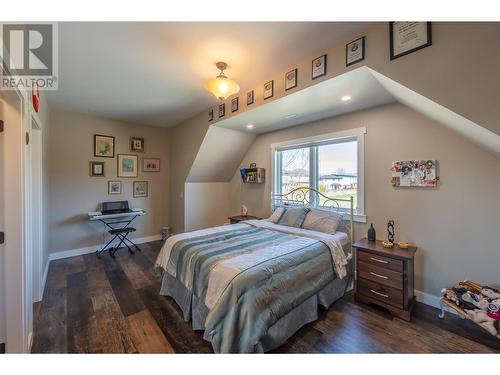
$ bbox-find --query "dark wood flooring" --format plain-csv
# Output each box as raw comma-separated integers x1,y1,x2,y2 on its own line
31,240,500,353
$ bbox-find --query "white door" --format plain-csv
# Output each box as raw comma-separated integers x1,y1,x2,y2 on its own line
0,87,31,353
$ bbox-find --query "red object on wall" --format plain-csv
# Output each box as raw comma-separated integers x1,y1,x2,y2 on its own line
32,83,40,113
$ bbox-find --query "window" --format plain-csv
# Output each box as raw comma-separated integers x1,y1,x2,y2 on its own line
272,128,366,221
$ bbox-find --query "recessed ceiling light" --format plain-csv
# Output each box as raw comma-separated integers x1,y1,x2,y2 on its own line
246,124,254,129
285,114,298,119
341,95,351,101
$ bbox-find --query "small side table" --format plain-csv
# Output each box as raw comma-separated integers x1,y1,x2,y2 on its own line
228,215,262,224
353,238,417,321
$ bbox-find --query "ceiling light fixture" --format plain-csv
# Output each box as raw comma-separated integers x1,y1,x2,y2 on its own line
285,114,298,119
204,62,240,101
341,95,351,101
246,124,254,129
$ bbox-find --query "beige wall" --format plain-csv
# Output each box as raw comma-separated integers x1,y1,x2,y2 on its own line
170,23,500,234
229,103,500,298
47,110,171,254
184,183,231,231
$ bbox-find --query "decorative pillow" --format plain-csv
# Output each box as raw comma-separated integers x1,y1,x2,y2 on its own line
267,206,285,223
276,207,310,228
302,208,341,234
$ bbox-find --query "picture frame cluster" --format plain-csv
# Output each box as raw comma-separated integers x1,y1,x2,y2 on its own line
90,134,161,198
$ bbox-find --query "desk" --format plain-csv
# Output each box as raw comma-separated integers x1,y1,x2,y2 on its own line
88,210,146,257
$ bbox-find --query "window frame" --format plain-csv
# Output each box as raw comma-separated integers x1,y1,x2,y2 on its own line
271,127,366,223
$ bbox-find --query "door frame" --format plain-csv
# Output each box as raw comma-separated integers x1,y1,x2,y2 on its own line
29,109,43,303
0,66,35,352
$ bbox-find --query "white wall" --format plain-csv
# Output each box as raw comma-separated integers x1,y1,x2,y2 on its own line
230,103,500,299
184,183,231,232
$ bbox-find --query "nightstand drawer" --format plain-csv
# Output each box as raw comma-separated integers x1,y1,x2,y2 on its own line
358,250,403,272
358,278,403,308
358,261,403,290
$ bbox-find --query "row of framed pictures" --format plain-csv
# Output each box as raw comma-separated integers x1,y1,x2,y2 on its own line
90,155,160,177
208,36,362,121
94,134,146,158
208,22,432,122
108,180,149,197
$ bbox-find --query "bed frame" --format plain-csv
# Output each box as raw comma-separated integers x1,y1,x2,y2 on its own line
271,187,354,246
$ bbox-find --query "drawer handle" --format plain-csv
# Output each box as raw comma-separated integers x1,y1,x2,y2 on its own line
370,271,388,280
370,289,389,298
370,257,389,264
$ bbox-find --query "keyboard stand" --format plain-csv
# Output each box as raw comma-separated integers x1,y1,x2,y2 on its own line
95,214,142,258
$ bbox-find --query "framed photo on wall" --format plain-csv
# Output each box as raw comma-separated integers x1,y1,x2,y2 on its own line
246,90,254,105
130,136,145,153
231,97,239,112
93,134,115,158
133,181,148,198
264,80,273,100
108,180,122,195
346,36,365,66
311,54,327,79
389,22,432,60
117,154,138,177
218,103,225,118
285,68,297,91
208,108,213,122
89,161,105,177
143,157,160,172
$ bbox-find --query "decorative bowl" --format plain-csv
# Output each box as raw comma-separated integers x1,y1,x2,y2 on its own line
382,241,394,248
397,242,410,249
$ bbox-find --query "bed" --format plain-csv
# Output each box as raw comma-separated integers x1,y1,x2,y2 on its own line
155,188,354,353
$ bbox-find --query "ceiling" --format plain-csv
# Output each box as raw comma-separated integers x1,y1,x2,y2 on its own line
47,22,373,127
214,67,396,134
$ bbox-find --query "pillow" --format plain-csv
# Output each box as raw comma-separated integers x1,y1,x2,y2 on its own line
302,208,341,234
276,207,310,228
267,206,285,223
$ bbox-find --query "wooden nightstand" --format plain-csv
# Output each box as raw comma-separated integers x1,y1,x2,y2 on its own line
353,238,417,321
228,215,262,224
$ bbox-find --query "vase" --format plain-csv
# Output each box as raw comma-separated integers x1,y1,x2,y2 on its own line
368,223,376,241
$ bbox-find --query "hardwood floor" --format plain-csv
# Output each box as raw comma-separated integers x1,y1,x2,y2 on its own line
31,240,500,354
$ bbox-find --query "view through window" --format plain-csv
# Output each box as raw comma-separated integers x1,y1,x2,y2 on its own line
275,138,359,212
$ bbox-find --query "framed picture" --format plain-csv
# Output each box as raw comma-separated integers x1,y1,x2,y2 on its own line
133,181,148,198
231,97,239,112
389,22,432,60
108,180,122,195
218,103,225,118
89,161,105,177
143,157,160,172
246,90,254,105
94,134,115,158
264,80,273,100
285,68,297,91
130,137,145,153
208,108,213,122
311,54,327,79
346,36,365,66
117,154,138,178
391,160,438,187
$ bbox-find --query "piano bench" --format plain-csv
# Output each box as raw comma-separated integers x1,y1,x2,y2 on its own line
108,227,136,235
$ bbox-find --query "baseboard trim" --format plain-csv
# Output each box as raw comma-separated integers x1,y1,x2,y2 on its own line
48,234,163,261
40,259,50,300
415,289,458,316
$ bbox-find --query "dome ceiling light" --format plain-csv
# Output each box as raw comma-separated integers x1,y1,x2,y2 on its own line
204,61,240,101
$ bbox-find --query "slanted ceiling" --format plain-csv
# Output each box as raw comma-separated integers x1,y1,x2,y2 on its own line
186,66,500,184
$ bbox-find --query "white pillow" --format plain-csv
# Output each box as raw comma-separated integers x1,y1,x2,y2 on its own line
267,207,285,223
302,208,341,234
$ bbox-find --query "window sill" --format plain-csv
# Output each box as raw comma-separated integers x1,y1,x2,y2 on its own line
353,214,367,223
